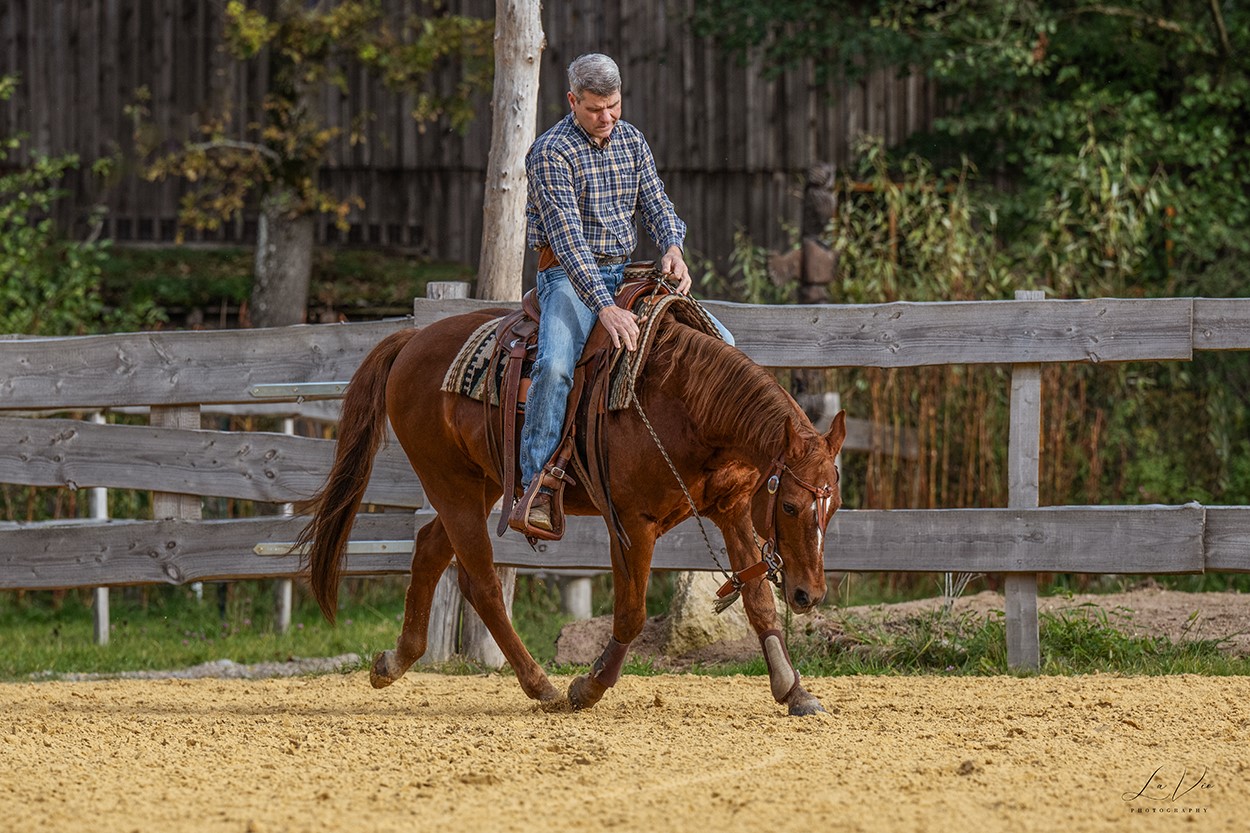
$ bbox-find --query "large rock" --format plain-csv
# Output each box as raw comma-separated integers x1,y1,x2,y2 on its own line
664,571,752,656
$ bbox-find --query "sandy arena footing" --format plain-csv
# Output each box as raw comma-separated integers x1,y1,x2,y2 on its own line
1,672,1246,832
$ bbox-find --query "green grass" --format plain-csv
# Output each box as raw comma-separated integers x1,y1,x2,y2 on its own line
778,605,1250,678
0,582,395,680
4,577,1249,682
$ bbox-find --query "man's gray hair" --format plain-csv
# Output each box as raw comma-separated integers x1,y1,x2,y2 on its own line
568,53,621,99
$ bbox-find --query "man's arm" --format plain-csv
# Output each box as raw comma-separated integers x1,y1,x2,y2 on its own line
527,147,615,313
635,136,691,294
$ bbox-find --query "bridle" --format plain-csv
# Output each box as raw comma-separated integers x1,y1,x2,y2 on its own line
713,455,837,611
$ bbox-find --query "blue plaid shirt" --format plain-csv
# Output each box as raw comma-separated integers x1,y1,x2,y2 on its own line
526,113,686,313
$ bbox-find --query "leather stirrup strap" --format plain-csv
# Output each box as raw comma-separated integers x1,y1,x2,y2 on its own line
495,334,532,537
583,347,630,550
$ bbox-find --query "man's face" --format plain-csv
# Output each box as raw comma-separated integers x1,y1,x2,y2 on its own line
567,89,621,145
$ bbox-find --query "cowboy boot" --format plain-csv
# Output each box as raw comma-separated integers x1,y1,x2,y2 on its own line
528,488,554,532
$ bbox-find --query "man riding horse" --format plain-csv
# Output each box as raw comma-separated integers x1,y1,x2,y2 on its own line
300,52,845,717
512,52,733,536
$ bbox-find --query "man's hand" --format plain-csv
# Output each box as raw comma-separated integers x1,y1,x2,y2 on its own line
660,245,692,295
598,304,643,351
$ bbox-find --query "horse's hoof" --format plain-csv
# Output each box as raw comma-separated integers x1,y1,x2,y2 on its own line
369,651,397,689
538,696,573,714
786,693,827,717
535,680,562,703
568,674,608,711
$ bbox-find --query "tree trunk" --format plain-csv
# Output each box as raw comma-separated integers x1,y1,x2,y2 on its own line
250,190,314,328
475,0,544,302
458,0,545,670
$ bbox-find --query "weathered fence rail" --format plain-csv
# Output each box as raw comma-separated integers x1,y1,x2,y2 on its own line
4,295,1250,669
5,504,1248,592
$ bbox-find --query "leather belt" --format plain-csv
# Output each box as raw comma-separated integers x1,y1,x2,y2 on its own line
536,245,629,271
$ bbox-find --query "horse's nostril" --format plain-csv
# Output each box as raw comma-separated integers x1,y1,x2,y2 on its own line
793,588,810,608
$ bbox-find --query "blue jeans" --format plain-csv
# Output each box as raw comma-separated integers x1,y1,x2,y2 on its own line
519,263,734,486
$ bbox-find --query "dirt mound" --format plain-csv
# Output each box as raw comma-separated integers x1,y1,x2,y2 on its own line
556,587,1250,666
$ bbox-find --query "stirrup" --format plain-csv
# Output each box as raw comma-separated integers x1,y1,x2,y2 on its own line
507,466,575,542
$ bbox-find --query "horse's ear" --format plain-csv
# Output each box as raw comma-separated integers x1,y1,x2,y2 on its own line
784,417,805,459
825,410,847,455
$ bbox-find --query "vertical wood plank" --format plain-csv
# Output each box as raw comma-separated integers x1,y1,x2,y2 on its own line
150,405,202,520
1006,289,1045,670
0,1,943,271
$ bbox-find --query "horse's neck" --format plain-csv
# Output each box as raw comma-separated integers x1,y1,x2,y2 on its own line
668,334,799,462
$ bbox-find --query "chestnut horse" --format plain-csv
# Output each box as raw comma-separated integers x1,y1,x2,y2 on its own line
301,308,846,715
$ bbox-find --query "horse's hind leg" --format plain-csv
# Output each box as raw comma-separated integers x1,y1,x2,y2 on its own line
440,512,562,705
370,515,455,688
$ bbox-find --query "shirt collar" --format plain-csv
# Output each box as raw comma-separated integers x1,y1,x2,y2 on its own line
568,112,613,149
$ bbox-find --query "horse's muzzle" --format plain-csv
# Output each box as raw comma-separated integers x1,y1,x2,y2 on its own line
789,586,826,614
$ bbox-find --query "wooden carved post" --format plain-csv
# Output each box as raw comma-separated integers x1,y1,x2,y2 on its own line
559,574,593,620
1006,289,1044,670
150,404,203,611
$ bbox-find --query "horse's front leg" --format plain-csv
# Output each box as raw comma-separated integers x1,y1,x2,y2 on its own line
568,526,655,710
724,521,825,716
746,586,825,716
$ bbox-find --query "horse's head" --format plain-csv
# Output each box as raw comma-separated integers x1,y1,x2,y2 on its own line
752,410,846,614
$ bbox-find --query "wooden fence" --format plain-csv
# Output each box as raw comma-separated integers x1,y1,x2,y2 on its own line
4,295,1250,669
0,0,934,266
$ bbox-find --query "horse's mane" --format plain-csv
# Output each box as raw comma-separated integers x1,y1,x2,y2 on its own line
648,318,803,454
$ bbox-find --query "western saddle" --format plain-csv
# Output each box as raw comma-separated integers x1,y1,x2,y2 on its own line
486,264,680,546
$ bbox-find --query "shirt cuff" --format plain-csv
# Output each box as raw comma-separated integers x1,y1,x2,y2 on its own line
590,284,615,312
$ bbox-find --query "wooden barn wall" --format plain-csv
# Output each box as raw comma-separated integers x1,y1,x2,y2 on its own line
0,0,937,270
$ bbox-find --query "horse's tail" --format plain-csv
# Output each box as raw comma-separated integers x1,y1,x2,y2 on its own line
298,328,418,623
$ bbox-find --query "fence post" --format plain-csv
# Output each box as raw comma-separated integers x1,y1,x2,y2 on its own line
150,406,203,608
90,412,110,646
558,575,593,620
275,416,296,634
1006,289,1044,670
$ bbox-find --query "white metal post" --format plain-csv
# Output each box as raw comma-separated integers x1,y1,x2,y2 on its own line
90,412,110,646
275,416,296,634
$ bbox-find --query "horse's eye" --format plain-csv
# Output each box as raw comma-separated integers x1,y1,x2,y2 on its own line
782,503,797,516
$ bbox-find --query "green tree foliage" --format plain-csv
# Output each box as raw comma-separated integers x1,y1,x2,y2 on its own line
694,1,1250,513
132,0,492,240
694,0,1249,293
0,76,159,336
